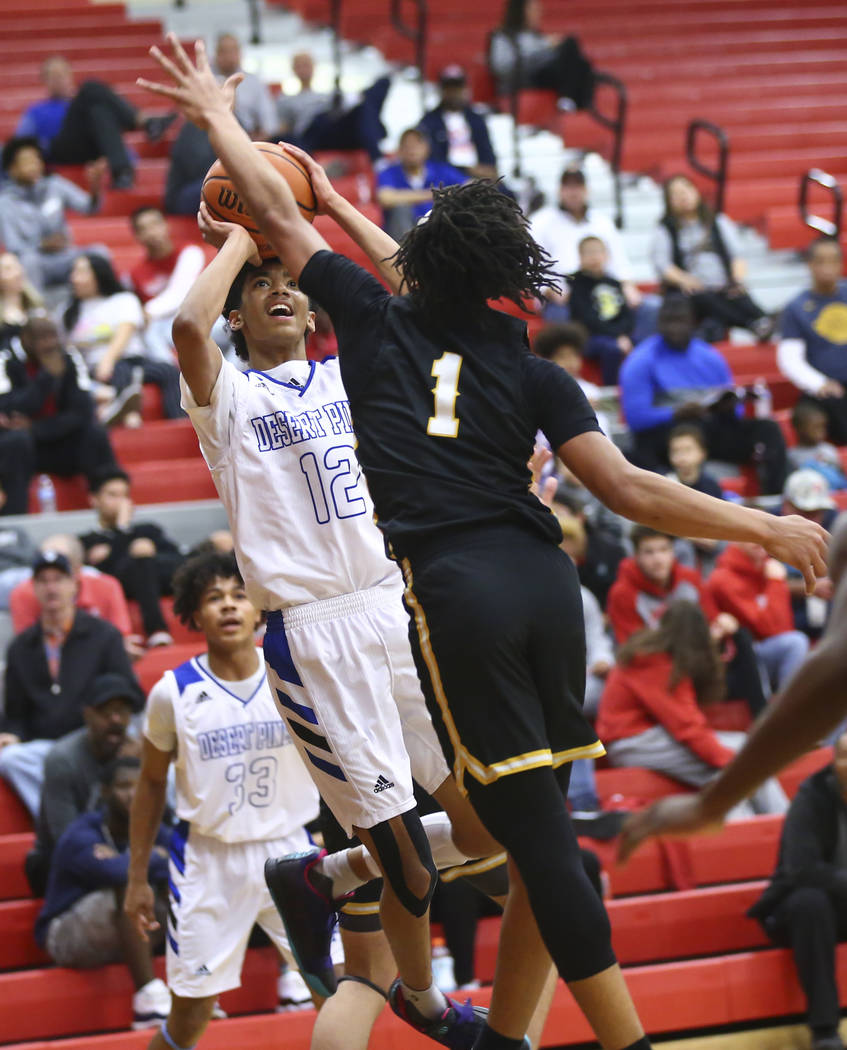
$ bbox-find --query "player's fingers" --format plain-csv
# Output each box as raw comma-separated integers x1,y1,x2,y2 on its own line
194,37,209,72
167,33,196,75
802,559,817,596
148,45,184,84
136,78,183,104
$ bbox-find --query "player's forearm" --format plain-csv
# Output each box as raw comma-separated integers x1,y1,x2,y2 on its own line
324,192,403,294
128,774,168,882
699,639,847,821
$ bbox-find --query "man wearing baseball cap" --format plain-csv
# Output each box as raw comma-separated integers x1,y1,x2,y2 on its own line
0,549,140,816
781,469,840,638
26,671,141,894
418,66,498,180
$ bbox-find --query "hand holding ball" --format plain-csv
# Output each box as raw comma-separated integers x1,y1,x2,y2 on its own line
201,142,316,258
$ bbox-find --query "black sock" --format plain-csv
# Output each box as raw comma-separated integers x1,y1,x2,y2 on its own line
620,1038,652,1050
474,1025,525,1050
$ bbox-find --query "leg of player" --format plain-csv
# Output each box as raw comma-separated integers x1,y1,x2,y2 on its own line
144,994,216,1050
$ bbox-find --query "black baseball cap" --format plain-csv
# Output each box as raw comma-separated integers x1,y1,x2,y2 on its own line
560,166,586,185
32,550,72,577
87,673,142,712
439,64,467,85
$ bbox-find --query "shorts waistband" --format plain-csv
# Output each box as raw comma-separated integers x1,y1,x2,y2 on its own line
266,581,397,631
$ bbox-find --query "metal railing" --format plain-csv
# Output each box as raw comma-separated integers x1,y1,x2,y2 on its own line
799,168,843,239
686,119,729,216
588,72,627,229
391,0,428,110
329,0,343,104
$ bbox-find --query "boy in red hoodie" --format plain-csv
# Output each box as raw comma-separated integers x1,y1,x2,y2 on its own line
708,543,810,693
608,526,767,715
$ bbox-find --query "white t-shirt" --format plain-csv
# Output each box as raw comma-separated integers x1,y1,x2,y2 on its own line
443,111,477,169
182,354,399,612
529,206,633,282
69,291,147,368
144,651,319,842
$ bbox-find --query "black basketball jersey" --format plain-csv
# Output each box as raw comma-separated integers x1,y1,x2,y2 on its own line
299,251,601,556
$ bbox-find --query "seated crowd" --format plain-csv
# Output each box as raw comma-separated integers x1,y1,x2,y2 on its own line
1,8,847,1048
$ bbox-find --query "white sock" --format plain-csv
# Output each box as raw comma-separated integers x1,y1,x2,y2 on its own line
315,846,381,897
400,980,448,1020
421,812,473,869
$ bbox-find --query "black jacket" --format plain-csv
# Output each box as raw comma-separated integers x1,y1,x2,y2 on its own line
1,610,141,741
80,521,182,578
0,340,95,443
568,271,634,339
418,104,497,170
749,765,847,924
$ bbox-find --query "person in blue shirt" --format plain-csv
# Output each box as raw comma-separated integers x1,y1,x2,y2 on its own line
16,56,174,190
621,295,788,494
777,236,847,445
376,127,467,240
418,67,498,180
36,755,172,1029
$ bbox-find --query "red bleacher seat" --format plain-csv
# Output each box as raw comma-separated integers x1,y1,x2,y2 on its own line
0,900,48,970
0,780,33,836
0,834,34,902
134,642,206,695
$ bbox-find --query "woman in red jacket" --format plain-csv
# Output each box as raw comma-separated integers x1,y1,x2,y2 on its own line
597,601,787,818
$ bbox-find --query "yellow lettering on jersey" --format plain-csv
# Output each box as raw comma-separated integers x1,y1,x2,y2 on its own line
427,351,463,438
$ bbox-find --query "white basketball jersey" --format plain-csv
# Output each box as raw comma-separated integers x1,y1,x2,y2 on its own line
144,653,319,843
182,356,399,611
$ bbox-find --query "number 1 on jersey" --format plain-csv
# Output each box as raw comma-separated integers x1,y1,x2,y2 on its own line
427,352,463,438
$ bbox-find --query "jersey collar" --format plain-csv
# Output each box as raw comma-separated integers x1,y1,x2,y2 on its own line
247,359,316,397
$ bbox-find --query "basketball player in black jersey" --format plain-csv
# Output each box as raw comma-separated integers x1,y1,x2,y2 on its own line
142,38,829,1050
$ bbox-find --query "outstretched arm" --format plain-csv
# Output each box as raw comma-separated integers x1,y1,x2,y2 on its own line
171,208,259,405
559,430,829,594
139,36,328,282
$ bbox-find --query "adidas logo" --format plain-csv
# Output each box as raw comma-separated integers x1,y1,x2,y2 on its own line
195,691,212,704
194,963,212,976
373,774,394,794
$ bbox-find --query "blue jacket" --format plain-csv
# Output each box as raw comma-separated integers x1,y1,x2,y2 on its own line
16,98,70,151
620,333,734,432
418,105,496,169
377,160,467,221
36,810,169,946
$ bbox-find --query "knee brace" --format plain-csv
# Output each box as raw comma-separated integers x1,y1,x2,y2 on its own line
367,810,437,918
159,1022,196,1050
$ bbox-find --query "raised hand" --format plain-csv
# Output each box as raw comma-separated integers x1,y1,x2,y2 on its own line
137,34,241,129
197,201,261,265
279,142,337,215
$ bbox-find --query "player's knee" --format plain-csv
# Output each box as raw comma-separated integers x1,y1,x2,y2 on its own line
162,994,216,1047
368,812,437,918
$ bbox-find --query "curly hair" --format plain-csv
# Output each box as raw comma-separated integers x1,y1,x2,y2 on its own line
393,180,560,321
172,550,244,628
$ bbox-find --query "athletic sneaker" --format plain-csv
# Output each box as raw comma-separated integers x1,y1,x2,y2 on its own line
131,977,171,1029
276,966,312,1011
264,850,338,999
388,979,488,1050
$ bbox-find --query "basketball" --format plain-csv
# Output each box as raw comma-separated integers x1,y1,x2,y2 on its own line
201,142,317,258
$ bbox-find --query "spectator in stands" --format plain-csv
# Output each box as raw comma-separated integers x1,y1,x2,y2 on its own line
212,33,277,141
0,549,139,816
128,206,206,363
16,55,175,189
777,236,847,444
707,543,810,693
749,733,847,1050
620,295,788,495
376,127,467,239
164,121,217,217
82,466,184,648
781,470,838,640
789,401,847,489
552,489,625,608
567,234,635,384
0,137,104,294
608,524,768,716
11,533,135,650
0,520,36,609
530,167,655,337
666,422,725,574
0,315,116,499
418,66,498,180
651,174,773,341
488,0,594,108
64,253,183,424
533,322,611,434
276,51,390,162
0,252,43,352
35,755,172,1029
597,600,788,817
26,672,139,895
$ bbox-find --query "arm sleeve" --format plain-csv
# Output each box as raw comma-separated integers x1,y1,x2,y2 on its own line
143,246,207,321
520,353,601,450
638,677,736,767
777,337,828,395
298,251,391,398
619,351,674,430
143,675,178,754
180,353,239,471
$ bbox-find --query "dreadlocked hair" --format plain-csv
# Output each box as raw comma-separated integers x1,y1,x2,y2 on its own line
393,180,561,320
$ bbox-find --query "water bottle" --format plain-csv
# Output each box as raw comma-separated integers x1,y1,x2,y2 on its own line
752,378,773,420
431,936,456,993
37,474,56,514
356,174,372,206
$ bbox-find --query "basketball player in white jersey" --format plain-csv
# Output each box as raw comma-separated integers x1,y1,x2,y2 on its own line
164,187,503,1048
125,550,330,1050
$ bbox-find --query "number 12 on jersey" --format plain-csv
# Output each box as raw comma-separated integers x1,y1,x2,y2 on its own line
427,352,463,438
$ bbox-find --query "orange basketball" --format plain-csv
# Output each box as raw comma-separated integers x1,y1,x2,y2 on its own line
201,142,317,258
